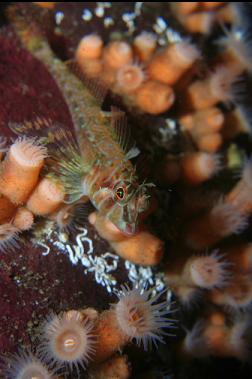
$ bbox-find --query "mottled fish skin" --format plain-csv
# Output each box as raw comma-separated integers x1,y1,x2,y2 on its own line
8,6,151,235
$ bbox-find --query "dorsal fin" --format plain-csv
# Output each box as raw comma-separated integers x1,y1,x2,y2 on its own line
49,127,78,147
67,59,108,105
9,116,57,142
9,116,80,150
110,106,132,153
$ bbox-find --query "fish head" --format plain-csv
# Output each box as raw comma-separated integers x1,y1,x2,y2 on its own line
92,179,152,235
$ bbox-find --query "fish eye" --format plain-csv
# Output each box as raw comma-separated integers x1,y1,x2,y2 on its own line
115,186,125,200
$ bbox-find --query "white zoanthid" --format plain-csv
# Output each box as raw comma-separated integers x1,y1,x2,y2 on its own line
0,223,20,252
227,315,252,360
37,310,96,372
76,34,103,60
182,321,211,358
0,136,47,204
220,27,252,72
4,351,54,379
176,285,204,309
53,203,89,232
13,207,34,231
219,3,252,73
114,285,175,351
228,159,252,212
11,137,48,165
210,201,248,236
52,203,75,232
133,31,157,61
210,65,239,104
116,63,145,93
181,152,222,184
189,250,232,289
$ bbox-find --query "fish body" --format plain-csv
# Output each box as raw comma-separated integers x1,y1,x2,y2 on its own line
8,7,151,234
